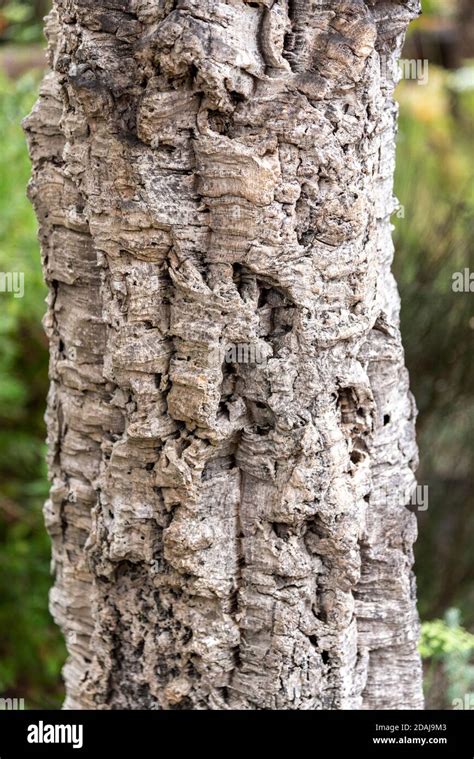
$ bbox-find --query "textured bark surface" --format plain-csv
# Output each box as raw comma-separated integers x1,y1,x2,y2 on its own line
25,0,424,710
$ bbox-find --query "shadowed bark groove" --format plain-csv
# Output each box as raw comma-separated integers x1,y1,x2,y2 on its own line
24,0,424,710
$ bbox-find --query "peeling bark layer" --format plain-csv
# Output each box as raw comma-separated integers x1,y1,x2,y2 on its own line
25,0,424,710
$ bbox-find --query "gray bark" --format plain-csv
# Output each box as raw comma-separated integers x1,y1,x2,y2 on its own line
25,0,424,710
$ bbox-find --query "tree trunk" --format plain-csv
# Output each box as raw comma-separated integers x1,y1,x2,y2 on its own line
24,0,424,710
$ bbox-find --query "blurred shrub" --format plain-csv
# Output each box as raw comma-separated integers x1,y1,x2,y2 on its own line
0,70,65,708
393,64,474,629
0,0,47,43
420,610,474,659
420,0,455,15
421,609,474,708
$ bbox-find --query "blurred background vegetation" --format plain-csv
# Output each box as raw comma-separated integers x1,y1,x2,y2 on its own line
0,0,472,710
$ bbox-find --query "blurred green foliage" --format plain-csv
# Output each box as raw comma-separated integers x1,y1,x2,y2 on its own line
0,0,472,710
420,0,456,15
0,70,65,708
420,610,474,659
421,609,474,708
0,0,46,43
393,66,474,629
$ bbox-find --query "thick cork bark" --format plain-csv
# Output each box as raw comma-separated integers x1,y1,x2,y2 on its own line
24,0,424,710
